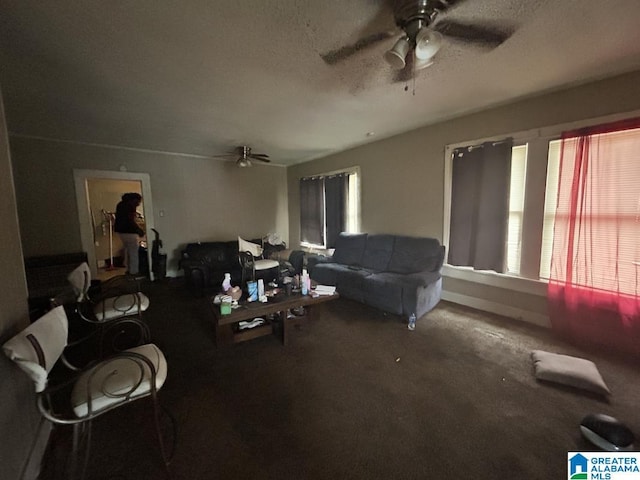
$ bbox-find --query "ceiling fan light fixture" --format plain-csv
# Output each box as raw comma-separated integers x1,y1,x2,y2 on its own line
413,55,435,70
384,36,411,70
414,28,442,61
237,157,251,168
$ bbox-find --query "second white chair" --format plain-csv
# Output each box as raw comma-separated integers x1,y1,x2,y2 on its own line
238,236,279,285
67,262,150,323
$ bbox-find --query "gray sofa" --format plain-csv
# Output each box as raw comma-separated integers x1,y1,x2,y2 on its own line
307,233,445,321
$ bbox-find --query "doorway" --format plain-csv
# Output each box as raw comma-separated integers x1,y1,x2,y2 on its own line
74,169,155,281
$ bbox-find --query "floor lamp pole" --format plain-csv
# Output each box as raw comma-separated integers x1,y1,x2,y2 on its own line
103,210,116,271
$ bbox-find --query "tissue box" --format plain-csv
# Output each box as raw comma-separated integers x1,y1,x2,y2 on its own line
220,295,232,315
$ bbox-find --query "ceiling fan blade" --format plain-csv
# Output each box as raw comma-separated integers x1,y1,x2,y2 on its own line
320,30,395,65
249,153,270,159
248,155,271,163
433,19,514,48
431,0,468,13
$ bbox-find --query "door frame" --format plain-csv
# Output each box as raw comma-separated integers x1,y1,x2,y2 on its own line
73,169,155,280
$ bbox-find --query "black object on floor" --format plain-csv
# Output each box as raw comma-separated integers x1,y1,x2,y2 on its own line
151,228,167,280
580,413,635,451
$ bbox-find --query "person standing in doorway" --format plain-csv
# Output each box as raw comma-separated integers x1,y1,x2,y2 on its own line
114,192,145,275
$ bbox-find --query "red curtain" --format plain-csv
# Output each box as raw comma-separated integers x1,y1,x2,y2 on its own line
548,118,640,354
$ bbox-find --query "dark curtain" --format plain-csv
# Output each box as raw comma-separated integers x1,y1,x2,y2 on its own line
325,174,349,248
448,139,513,272
300,177,324,245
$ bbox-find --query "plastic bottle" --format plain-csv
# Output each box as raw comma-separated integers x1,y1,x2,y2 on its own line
301,268,309,295
222,273,231,292
408,313,416,331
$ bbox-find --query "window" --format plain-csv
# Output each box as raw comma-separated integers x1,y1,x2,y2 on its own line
506,144,528,274
445,112,640,293
300,169,360,248
539,140,562,279
541,126,640,294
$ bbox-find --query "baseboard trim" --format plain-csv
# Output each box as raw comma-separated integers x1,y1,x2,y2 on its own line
441,291,551,329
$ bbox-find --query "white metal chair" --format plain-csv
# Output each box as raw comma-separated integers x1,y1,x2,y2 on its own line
238,236,279,285
67,262,150,323
2,306,171,479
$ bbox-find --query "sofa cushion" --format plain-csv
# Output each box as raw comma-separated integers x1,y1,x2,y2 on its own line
311,262,372,289
335,267,373,303
388,236,443,274
332,233,367,266
361,234,395,271
311,262,341,285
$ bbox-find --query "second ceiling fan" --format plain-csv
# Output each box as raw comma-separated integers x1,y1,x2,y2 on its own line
214,146,271,167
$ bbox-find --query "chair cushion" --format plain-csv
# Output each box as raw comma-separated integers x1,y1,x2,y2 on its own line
2,306,68,392
71,343,167,417
531,350,610,396
94,292,150,322
254,259,279,271
238,237,263,257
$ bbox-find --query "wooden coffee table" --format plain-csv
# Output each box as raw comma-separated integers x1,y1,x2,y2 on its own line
209,292,339,346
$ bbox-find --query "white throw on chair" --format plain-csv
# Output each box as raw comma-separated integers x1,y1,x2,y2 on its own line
238,236,279,284
2,306,171,480
68,262,150,322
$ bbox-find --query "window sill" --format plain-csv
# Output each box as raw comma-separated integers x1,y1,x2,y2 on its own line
442,264,548,297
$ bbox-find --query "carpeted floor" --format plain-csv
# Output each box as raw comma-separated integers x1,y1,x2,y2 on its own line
40,278,640,479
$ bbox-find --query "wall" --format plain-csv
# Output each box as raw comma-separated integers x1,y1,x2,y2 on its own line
287,70,640,325
10,139,290,275
0,90,48,480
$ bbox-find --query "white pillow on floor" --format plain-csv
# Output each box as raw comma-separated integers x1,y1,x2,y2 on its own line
531,350,610,396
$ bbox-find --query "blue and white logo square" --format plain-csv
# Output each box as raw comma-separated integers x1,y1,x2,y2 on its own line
569,452,640,479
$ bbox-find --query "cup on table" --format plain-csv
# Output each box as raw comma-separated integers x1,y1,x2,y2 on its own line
285,283,292,296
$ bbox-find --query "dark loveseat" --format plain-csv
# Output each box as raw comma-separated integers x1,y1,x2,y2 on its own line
179,239,289,296
307,233,445,322
179,240,254,296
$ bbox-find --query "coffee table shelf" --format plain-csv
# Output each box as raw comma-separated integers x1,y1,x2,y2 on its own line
209,292,339,346
232,323,274,343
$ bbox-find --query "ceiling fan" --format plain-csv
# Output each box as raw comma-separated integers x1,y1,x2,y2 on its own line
213,146,271,167
320,0,515,82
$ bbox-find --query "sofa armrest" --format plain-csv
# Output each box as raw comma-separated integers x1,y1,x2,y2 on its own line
399,270,442,289
306,254,333,273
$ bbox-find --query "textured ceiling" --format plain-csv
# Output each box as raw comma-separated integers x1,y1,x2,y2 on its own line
2,0,640,166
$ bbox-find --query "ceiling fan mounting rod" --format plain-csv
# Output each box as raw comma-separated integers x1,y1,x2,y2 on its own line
394,0,439,30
